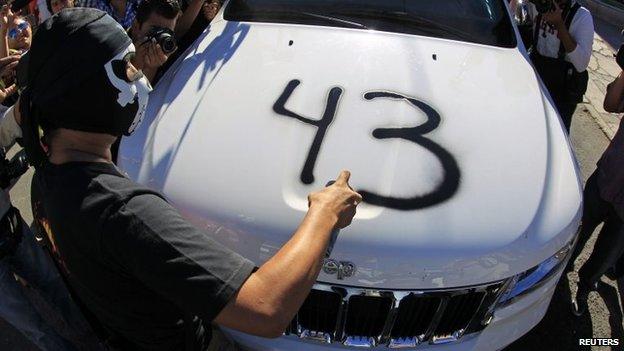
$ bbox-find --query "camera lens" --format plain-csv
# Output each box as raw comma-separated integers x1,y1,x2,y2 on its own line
160,36,177,54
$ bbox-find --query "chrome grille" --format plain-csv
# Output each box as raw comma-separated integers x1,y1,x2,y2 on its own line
289,281,505,348
432,292,486,343
296,289,341,342
390,295,440,341
343,295,392,346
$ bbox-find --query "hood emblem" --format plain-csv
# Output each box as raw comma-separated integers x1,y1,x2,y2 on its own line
323,259,356,280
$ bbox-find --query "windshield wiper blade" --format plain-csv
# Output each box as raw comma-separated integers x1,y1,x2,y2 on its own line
244,10,368,30
339,10,478,42
300,12,368,29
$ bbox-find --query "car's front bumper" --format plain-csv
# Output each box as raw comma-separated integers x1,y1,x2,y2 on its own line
224,267,562,351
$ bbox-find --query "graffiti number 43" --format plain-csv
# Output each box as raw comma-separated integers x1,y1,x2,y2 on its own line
273,79,460,211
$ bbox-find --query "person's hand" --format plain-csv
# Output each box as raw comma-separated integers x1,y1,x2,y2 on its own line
134,40,170,71
0,83,16,103
308,170,362,229
0,55,19,78
543,1,564,29
0,6,12,34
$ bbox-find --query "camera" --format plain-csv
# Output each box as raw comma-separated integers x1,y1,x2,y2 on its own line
530,0,555,14
0,148,29,190
143,27,177,55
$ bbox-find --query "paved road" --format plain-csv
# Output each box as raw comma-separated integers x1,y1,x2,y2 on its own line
0,105,616,350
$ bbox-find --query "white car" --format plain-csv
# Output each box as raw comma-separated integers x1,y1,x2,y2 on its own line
118,0,583,350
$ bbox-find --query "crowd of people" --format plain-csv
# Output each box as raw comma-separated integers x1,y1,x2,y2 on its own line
0,0,224,109
0,0,621,350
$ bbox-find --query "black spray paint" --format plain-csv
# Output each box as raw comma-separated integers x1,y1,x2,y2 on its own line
360,91,460,210
273,79,342,184
273,80,460,210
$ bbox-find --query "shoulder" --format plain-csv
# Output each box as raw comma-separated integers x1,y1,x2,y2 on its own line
90,173,167,211
573,5,594,23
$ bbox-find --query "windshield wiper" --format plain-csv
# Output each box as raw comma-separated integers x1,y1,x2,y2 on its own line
243,10,368,30
300,12,368,29
337,10,479,43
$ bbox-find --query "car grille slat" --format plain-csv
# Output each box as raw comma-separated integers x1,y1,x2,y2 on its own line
344,295,392,337
390,295,440,339
433,292,486,341
292,282,503,348
298,289,342,337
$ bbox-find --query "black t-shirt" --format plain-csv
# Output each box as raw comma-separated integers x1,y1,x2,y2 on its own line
32,161,255,350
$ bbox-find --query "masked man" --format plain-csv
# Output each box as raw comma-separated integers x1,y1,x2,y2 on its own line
22,8,360,350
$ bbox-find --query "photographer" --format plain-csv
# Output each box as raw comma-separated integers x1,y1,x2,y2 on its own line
570,47,624,316
129,0,180,83
528,0,594,132
23,8,360,350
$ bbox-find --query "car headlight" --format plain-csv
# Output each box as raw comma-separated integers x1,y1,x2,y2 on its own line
497,240,574,306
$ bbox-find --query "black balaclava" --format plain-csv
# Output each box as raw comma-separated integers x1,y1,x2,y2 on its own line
20,8,152,167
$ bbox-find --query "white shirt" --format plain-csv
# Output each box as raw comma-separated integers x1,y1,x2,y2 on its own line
0,105,22,217
530,1,594,72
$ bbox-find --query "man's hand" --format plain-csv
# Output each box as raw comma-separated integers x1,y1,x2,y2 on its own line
216,171,360,338
0,83,16,103
132,40,172,83
543,1,564,29
0,55,19,78
0,6,13,34
134,40,169,71
307,170,362,229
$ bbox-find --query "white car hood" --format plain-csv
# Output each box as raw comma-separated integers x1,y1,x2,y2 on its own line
119,20,582,289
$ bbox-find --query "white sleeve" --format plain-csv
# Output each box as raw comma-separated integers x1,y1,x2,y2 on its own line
0,105,22,149
566,8,594,72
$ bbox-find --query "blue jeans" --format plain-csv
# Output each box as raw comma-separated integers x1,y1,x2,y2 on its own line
0,220,97,350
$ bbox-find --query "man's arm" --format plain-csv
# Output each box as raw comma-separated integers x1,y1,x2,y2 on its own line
175,0,204,40
214,172,359,337
108,171,360,338
0,7,11,59
604,71,624,113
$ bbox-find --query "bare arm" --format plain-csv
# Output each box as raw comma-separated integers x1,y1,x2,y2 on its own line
555,22,577,54
0,7,11,59
604,71,624,113
175,0,204,40
214,171,361,338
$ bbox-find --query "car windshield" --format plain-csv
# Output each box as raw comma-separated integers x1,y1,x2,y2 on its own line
224,0,516,48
